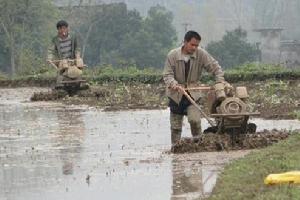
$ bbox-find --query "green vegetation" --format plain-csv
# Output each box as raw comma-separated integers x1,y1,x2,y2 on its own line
0,0,59,76
291,111,300,120
87,62,300,84
208,131,300,200
2,62,300,86
2,1,300,78
225,63,300,82
0,2,177,76
0,71,8,80
227,63,293,73
83,65,163,84
63,3,176,68
206,28,259,69
250,80,291,105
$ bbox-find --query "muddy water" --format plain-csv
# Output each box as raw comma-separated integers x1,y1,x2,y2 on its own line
1,88,300,200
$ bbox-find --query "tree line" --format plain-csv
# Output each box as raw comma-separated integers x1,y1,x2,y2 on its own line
0,0,259,77
0,1,177,76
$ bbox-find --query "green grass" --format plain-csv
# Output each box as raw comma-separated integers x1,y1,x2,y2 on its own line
291,111,300,120
208,132,300,200
0,71,8,80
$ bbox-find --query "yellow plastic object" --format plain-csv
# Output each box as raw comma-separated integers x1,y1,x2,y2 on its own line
264,171,300,185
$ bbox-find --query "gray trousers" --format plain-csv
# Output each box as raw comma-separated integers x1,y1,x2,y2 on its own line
170,104,202,144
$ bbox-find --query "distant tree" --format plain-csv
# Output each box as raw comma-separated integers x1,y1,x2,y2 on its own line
144,5,177,51
119,5,177,68
64,3,177,68
0,0,58,75
63,3,143,66
206,27,259,69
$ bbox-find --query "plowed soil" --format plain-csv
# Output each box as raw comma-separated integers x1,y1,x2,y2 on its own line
171,129,292,153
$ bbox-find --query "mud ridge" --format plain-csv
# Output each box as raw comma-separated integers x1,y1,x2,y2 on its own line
171,129,291,154
29,80,300,118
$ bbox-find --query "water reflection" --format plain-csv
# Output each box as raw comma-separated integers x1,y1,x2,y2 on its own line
1,88,299,200
171,155,219,200
0,88,87,199
54,110,85,175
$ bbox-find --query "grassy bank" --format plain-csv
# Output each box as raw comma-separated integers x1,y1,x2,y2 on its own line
208,131,300,200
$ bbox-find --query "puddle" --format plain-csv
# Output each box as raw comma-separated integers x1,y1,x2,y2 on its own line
0,88,299,200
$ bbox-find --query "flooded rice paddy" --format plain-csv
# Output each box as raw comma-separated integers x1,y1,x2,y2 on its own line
1,88,300,200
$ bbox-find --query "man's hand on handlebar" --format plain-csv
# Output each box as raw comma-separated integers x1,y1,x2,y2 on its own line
170,84,185,93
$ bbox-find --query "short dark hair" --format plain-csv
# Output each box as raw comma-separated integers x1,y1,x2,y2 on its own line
184,31,201,42
56,20,68,29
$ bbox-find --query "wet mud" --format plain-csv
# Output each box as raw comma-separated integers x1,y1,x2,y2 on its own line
28,80,300,119
30,89,68,101
247,80,300,119
30,84,167,111
171,129,291,154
